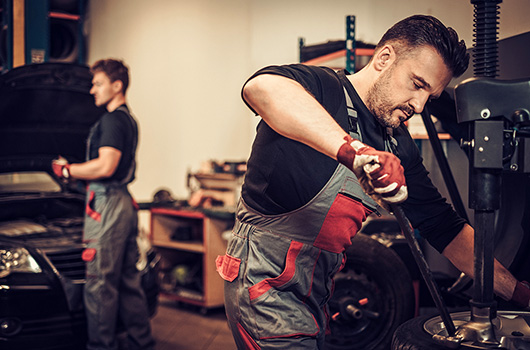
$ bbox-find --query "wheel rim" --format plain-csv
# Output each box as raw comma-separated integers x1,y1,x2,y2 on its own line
423,311,530,349
326,264,394,349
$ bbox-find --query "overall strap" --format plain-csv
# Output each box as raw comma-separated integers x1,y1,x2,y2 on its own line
341,83,399,157
385,127,400,157
342,86,362,142
116,105,138,185
86,120,100,161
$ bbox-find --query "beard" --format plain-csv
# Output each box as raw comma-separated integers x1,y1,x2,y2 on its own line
365,65,414,129
94,95,111,108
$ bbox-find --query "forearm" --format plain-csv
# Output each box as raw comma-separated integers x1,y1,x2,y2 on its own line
243,74,348,160
442,223,517,300
69,158,114,180
69,147,121,181
243,73,407,205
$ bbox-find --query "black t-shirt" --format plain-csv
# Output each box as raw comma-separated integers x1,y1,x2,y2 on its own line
241,64,466,252
88,105,137,183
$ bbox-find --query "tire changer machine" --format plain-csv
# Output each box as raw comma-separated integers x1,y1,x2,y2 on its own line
391,0,530,349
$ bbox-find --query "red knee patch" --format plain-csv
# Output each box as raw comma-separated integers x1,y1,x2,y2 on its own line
82,248,97,262
237,323,261,350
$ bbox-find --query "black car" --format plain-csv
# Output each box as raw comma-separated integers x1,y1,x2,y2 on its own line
0,63,159,350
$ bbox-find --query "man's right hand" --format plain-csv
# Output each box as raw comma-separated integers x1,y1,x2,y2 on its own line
337,135,408,204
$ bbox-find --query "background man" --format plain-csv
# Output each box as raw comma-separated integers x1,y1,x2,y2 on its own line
52,59,154,350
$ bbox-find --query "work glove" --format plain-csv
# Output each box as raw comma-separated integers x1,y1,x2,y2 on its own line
337,135,408,209
52,157,71,180
511,281,530,309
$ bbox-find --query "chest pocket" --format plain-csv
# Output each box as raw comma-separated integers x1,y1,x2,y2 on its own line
311,85,384,254
339,175,378,211
313,171,378,253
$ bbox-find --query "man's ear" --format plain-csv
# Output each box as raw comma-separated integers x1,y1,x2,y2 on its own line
372,44,396,72
112,80,123,94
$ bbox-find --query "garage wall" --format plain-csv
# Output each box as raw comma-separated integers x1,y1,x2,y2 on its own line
86,0,253,204
86,0,530,210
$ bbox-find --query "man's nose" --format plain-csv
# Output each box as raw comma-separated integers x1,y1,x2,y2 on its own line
410,91,430,114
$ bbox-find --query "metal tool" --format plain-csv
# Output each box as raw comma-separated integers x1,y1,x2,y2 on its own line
390,204,457,337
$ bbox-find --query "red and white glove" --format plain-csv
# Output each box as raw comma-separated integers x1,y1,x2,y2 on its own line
337,135,408,205
52,157,71,180
511,281,530,309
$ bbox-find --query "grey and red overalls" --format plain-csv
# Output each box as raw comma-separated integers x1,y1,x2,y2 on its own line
83,106,154,350
216,89,384,349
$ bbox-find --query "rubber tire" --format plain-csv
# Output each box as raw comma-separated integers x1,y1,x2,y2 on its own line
325,233,416,350
391,314,450,350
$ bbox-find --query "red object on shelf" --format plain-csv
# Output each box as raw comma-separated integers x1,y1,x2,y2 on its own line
48,11,81,21
302,48,374,66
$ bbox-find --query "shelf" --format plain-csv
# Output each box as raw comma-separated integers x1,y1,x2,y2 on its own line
48,11,81,21
162,288,204,302
151,207,205,219
152,239,204,253
150,209,204,245
302,48,374,66
150,207,230,310
411,133,452,140
406,116,453,141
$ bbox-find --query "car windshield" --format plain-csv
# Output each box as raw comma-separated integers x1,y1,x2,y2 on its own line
0,172,61,193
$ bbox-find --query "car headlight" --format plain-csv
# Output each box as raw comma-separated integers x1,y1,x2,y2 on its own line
0,247,42,278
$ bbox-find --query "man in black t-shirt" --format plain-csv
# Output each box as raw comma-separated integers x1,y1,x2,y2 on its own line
52,59,154,350
216,15,530,349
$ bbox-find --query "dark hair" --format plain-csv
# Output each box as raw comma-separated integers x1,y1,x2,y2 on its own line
375,15,469,77
90,59,130,94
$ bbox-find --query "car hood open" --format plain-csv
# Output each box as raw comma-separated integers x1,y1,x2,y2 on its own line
0,63,104,165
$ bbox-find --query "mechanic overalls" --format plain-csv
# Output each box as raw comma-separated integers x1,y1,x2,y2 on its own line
217,87,392,349
83,106,154,350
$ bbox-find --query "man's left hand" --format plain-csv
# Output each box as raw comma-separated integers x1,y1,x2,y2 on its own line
511,281,530,309
52,157,71,180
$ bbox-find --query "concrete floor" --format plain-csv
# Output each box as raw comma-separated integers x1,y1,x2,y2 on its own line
150,296,236,350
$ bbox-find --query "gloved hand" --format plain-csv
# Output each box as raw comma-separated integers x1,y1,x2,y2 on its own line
337,135,408,206
511,281,530,309
52,157,71,180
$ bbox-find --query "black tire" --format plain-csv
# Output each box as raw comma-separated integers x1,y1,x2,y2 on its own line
391,314,450,350
325,233,415,350
393,310,530,350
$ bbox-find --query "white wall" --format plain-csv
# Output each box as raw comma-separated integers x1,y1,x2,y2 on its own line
87,0,530,208
87,0,253,204
249,0,530,72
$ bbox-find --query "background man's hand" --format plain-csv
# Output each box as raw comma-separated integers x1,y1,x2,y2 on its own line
52,157,71,180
